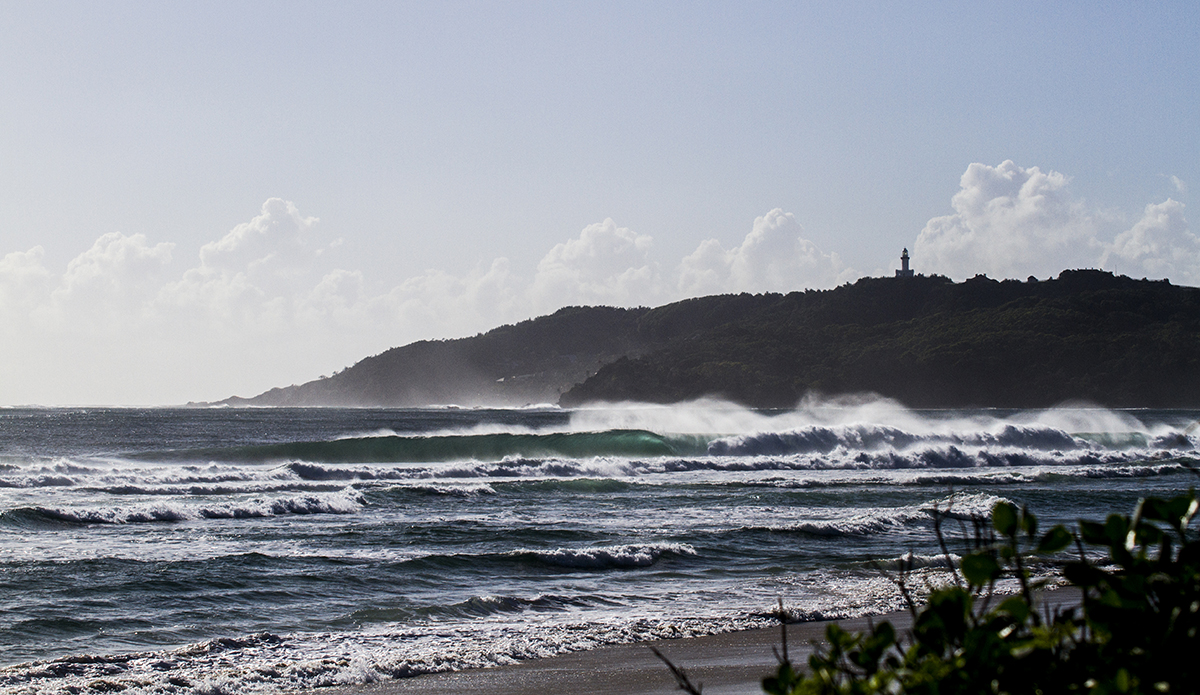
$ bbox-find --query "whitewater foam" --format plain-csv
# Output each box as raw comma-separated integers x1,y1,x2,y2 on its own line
25,489,363,525
508,542,698,569
3,404,1196,695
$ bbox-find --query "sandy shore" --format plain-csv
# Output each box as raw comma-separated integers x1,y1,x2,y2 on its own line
317,588,1079,695
315,609,910,695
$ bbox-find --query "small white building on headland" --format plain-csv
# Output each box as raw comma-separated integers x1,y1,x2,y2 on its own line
895,248,914,277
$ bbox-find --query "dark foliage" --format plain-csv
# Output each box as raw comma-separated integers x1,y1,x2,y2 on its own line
562,271,1200,408
223,270,1200,408
759,492,1200,694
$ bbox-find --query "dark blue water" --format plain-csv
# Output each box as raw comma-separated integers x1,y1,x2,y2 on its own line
0,403,1195,694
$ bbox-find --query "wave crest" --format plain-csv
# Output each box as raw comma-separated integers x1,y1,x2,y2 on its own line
708,423,1083,456
7,490,363,526
508,542,698,569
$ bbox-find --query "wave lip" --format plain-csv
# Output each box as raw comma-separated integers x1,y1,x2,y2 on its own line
6,490,364,526
707,423,1086,457
869,552,959,571
267,450,1190,484
749,507,930,537
141,429,691,465
508,542,698,569
739,493,1011,538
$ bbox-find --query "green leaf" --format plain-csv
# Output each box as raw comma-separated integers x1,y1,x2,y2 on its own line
1036,525,1073,554
1020,507,1038,538
1104,514,1130,548
1138,497,1170,522
1080,520,1108,545
993,502,1019,537
1134,524,1164,548
961,552,1001,586
1116,667,1131,692
997,595,1030,622
1166,493,1199,529
1063,561,1107,588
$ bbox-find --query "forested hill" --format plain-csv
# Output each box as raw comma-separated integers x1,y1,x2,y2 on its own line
219,270,1200,409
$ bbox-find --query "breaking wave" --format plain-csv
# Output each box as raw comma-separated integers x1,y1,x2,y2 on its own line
506,542,698,569
135,430,707,464
710,423,1092,456
0,490,363,526
737,493,1008,538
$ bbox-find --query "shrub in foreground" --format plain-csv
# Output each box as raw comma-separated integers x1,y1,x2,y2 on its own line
764,493,1200,694
659,491,1199,694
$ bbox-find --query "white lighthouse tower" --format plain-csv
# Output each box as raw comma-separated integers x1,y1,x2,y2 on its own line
895,248,914,277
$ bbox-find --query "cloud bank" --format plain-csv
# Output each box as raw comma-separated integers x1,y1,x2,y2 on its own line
679,209,855,295
0,201,849,404
0,160,1192,404
914,160,1193,282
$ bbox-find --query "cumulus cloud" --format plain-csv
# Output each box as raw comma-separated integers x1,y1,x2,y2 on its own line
677,209,853,295
60,233,174,293
197,198,322,278
374,258,523,337
158,198,336,330
1102,199,1197,283
530,218,663,309
5,202,855,403
1171,175,1188,194
0,234,174,336
914,161,1100,279
13,169,1196,405
913,160,1196,283
0,247,54,315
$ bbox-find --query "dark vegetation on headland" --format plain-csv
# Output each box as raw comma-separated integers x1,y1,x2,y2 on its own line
219,270,1200,409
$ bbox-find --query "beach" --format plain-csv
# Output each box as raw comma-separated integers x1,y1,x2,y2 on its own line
322,588,1082,695
322,610,911,695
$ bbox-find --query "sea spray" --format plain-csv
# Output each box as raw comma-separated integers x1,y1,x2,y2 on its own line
0,404,1195,694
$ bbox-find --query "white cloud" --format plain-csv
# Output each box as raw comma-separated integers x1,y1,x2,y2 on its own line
158,199,338,332
914,160,1100,279
1171,175,1188,194
6,203,852,403
60,232,174,293
0,235,176,404
0,233,174,335
912,160,1197,284
199,198,321,275
678,208,853,294
373,258,524,338
0,201,347,403
10,172,1194,404
0,246,54,316
530,218,664,309
1101,199,1197,283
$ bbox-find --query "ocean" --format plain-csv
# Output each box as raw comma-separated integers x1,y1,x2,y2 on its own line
0,401,1195,694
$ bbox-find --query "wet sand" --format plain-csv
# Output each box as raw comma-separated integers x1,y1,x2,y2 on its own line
316,588,1079,695
316,610,908,695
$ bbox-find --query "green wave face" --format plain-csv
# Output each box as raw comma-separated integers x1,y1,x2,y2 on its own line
148,429,707,464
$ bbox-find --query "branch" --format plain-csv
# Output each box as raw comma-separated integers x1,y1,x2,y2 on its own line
650,647,704,695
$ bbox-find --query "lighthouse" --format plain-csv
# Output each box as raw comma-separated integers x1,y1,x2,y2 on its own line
895,248,914,278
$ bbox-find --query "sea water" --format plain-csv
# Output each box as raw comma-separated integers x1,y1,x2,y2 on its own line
0,401,1195,693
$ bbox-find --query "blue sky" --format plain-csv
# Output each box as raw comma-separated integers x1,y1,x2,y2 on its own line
0,1,1196,404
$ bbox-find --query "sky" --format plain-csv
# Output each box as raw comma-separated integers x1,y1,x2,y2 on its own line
1,1,1197,405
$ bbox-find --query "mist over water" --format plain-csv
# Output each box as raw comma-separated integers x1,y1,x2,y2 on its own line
0,401,1195,694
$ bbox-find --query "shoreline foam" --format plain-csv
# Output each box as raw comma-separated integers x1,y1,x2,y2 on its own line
316,588,1081,695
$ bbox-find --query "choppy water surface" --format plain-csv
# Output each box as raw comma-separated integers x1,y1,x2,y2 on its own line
0,402,1196,693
